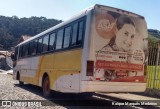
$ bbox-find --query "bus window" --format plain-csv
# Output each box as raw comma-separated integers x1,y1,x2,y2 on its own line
37,38,43,53
24,43,29,56
32,40,37,55
77,21,84,44
56,29,64,49
71,23,78,46
21,46,24,57
42,35,49,52
22,45,26,57
14,47,18,60
28,42,33,55
49,33,56,51
63,26,71,48
19,46,22,58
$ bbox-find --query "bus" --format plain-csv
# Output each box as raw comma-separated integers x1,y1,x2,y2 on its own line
12,4,148,98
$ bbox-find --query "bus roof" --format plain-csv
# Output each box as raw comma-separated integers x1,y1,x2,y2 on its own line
17,4,144,47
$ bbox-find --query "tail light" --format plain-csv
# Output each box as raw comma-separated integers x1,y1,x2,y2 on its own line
86,60,94,76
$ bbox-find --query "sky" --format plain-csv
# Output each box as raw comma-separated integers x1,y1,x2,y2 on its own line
0,0,159,30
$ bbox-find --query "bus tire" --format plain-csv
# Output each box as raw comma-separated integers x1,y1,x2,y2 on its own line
42,75,51,98
17,72,24,86
19,81,24,86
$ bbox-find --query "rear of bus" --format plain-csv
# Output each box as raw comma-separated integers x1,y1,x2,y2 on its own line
81,5,148,92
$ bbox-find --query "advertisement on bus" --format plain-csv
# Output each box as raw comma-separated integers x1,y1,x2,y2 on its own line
91,8,148,82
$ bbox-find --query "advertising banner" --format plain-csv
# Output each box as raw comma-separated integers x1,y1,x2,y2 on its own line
91,8,148,82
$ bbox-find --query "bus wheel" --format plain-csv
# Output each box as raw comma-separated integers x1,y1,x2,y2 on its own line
42,76,51,98
19,81,24,86
17,72,24,86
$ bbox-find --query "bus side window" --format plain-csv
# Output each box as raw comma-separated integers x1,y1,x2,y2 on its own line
56,29,64,49
42,35,49,52
71,23,78,46
49,33,56,51
37,38,43,53
14,47,18,60
18,46,22,58
18,46,21,59
77,21,84,45
22,45,26,57
24,43,29,56
32,40,37,55
28,42,33,56
63,26,71,48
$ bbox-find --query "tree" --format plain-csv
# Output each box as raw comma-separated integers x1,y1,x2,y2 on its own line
0,15,62,50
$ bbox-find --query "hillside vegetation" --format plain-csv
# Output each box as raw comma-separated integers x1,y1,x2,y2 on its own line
0,16,62,50
148,31,160,47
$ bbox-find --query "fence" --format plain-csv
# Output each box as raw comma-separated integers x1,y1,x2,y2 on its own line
146,41,160,95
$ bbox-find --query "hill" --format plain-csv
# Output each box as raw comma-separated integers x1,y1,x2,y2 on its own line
148,29,160,38
0,16,62,50
148,29,160,45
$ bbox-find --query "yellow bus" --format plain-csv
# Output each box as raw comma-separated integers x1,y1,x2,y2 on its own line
12,4,148,98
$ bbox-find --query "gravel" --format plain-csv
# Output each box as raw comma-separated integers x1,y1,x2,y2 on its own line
0,74,66,109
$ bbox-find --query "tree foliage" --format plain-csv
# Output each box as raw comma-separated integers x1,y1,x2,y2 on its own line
0,15,62,50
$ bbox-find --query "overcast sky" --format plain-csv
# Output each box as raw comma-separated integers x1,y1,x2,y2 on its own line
0,0,159,30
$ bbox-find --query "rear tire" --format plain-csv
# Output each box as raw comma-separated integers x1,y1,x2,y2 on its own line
19,81,24,86
42,76,51,98
17,72,24,86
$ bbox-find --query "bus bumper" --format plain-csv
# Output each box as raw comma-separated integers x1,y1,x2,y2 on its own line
80,81,146,92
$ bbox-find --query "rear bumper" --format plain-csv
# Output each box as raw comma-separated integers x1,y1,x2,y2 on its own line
81,81,146,92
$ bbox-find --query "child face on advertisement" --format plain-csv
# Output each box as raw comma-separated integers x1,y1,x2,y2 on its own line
115,24,135,51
